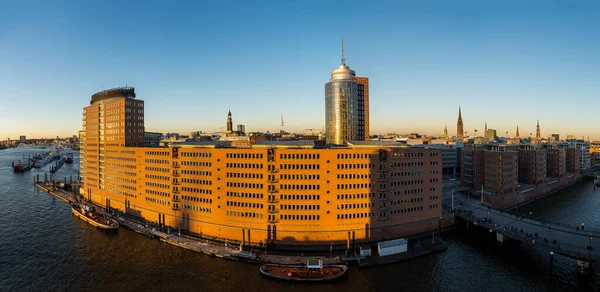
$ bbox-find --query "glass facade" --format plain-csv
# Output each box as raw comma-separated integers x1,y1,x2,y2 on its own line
325,80,358,145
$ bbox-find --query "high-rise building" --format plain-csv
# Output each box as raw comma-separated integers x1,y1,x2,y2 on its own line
19,135,26,142
81,87,144,198
484,129,497,141
325,40,369,145
457,107,464,138
237,124,246,134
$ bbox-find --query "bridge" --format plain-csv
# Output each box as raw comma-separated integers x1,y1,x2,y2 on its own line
444,193,600,273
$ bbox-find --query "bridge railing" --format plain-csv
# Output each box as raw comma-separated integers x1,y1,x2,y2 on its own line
474,218,599,260
506,210,600,234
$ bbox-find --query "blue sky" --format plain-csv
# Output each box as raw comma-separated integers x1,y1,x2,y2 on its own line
1,1,599,140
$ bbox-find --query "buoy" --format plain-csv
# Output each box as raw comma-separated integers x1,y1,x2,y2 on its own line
287,272,292,277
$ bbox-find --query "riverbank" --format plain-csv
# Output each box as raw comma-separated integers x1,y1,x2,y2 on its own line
34,181,446,268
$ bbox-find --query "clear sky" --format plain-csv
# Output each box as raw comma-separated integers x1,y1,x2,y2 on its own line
1,1,599,140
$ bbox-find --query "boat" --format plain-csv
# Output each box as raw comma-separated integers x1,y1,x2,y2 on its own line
34,155,55,168
71,202,119,230
260,260,348,282
65,153,73,164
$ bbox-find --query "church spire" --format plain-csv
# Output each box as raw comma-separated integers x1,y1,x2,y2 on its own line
443,123,448,137
485,121,487,133
457,106,464,138
536,119,541,139
226,108,233,133
516,125,520,139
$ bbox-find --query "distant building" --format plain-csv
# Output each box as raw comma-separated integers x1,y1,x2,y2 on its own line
20,135,26,142
461,144,518,199
565,148,581,173
144,132,162,147
518,145,546,185
237,124,246,134
551,134,560,141
546,148,566,178
484,129,497,141
565,139,591,170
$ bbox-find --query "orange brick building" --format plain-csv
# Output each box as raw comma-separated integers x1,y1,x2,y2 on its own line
81,88,443,249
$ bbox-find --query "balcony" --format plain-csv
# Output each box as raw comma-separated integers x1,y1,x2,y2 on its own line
172,205,180,210
268,209,278,214
172,196,180,202
172,164,180,168
268,180,278,183
268,169,278,173
267,219,278,224
172,181,180,185
172,172,180,177
172,190,180,194
267,199,278,203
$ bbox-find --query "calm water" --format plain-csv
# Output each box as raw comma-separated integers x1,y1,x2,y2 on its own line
0,147,598,292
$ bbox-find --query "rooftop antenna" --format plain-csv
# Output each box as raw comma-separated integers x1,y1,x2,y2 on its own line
341,38,345,65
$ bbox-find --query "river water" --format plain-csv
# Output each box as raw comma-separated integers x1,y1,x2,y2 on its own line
0,147,598,292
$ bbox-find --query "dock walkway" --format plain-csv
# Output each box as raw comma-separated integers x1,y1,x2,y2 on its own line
34,182,444,267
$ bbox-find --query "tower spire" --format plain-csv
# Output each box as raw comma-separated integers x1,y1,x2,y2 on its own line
485,121,487,132
341,38,345,65
457,106,464,138
536,119,541,139
516,125,520,139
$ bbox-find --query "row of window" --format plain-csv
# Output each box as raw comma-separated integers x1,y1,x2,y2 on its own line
391,162,424,168
337,202,373,210
337,212,375,220
391,171,423,177
226,163,264,169
226,201,263,209
390,180,424,187
105,175,136,184
227,210,263,219
281,214,320,221
145,174,169,181
337,153,371,160
280,204,320,211
280,164,320,170
106,187,136,198
226,182,264,189
280,153,320,160
146,151,169,156
390,197,423,205
181,178,212,185
280,194,320,201
181,170,211,176
182,161,212,167
227,153,262,159
183,204,212,213
337,173,371,180
145,182,170,189
182,195,212,204
337,193,376,200
226,172,263,179
146,167,169,173
336,183,374,190
392,188,424,196
390,206,423,215
337,163,374,170
105,181,136,191
280,174,320,180
182,152,212,158
226,191,263,199
106,162,136,169
181,187,212,195
146,197,170,205
280,184,320,190
146,189,170,197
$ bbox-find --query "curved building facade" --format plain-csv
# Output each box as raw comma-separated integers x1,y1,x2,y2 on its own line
81,88,442,250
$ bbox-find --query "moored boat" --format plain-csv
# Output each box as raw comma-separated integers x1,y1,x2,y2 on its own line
71,202,119,230
260,260,348,282
65,153,73,164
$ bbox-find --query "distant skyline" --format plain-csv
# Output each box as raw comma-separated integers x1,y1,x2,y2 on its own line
1,1,600,140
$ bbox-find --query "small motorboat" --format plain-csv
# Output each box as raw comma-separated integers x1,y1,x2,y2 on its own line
260,260,348,282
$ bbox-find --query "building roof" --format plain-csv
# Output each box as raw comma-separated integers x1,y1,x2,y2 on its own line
252,140,315,149
167,141,231,148
347,141,409,149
